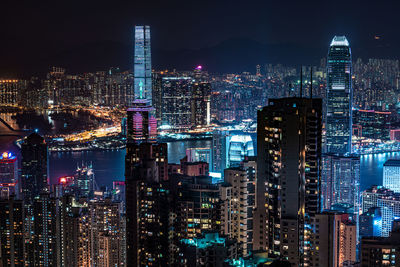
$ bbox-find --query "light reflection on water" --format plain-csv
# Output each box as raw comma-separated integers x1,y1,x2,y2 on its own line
49,140,212,187
360,151,400,191
49,139,396,191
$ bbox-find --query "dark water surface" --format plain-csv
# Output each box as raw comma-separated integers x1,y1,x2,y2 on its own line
49,140,211,187
49,140,400,190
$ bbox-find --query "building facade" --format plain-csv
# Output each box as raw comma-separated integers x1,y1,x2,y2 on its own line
134,26,152,103
257,97,322,265
325,36,353,154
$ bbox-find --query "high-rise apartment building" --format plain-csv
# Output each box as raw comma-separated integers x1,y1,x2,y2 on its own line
256,97,322,265
125,141,169,266
33,192,58,266
310,212,357,267
134,26,152,103
224,162,255,256
325,36,353,154
89,198,122,267
0,196,24,266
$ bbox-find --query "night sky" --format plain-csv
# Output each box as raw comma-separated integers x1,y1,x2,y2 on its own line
1,0,399,75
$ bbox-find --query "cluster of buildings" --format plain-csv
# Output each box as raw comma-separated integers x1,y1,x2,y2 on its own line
0,133,127,266
3,24,400,267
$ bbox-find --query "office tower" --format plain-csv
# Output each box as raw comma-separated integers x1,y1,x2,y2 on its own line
127,99,157,144
361,221,400,266
75,162,95,199
257,97,322,265
360,207,382,238
186,147,211,164
361,185,400,237
224,163,255,256
89,198,122,267
310,212,357,267
325,36,353,154
191,81,211,127
33,192,58,266
161,76,193,129
21,133,49,206
383,159,400,193
211,130,255,175
177,232,239,266
134,25,152,103
321,154,360,222
353,109,391,140
227,134,255,168
125,141,169,266
0,151,19,199
0,196,24,266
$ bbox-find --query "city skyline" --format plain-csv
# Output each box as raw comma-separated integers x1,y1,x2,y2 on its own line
2,4,400,265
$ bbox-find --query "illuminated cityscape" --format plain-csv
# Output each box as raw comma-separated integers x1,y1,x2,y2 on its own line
3,1,400,266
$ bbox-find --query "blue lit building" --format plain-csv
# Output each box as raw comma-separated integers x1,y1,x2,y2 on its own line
361,185,400,237
360,207,382,238
325,36,353,154
322,154,360,222
134,26,152,104
211,130,255,175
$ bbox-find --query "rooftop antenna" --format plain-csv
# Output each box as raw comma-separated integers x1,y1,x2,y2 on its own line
300,66,303,98
310,67,313,99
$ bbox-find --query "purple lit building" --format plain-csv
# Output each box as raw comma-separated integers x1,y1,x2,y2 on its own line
127,99,157,144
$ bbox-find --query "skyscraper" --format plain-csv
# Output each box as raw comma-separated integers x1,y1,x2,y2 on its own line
0,196,24,266
161,76,193,129
256,97,322,265
125,142,169,266
21,133,49,206
127,99,157,144
310,212,357,267
134,26,152,104
191,81,211,127
325,36,353,154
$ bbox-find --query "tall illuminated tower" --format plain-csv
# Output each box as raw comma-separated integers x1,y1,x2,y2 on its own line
134,25,152,104
325,36,353,154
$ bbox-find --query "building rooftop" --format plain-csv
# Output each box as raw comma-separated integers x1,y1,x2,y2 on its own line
330,36,349,47
384,159,400,167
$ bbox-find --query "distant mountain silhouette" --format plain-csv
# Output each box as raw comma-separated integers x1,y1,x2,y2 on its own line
0,37,398,77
